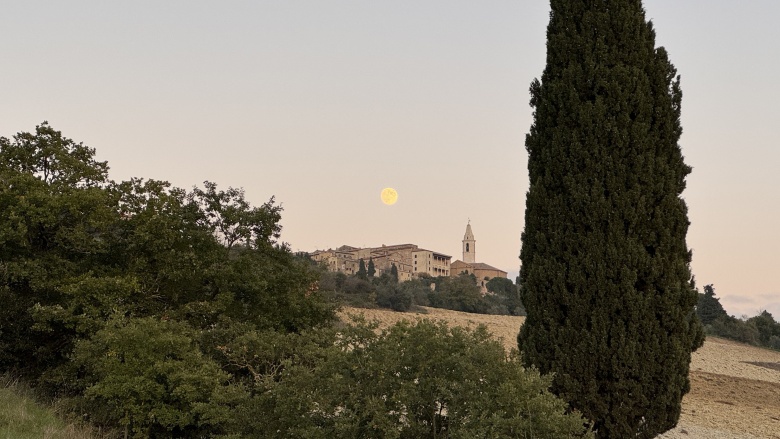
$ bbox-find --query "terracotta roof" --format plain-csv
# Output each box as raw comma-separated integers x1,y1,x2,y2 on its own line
450,261,506,273
470,262,505,272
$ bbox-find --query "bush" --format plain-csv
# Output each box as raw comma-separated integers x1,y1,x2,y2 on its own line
746,311,780,347
376,283,413,312
254,319,593,438
399,279,432,307
428,274,488,314
706,315,760,345
71,317,230,438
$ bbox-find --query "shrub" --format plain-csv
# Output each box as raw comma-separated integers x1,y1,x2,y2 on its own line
71,317,230,438
254,319,593,438
376,283,413,312
706,315,760,345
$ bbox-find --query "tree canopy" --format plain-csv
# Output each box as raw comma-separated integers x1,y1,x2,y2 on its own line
0,122,336,436
517,2,703,437
696,284,728,325
2,123,584,437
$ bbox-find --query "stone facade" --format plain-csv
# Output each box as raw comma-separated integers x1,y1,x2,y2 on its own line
310,243,450,281
310,222,506,287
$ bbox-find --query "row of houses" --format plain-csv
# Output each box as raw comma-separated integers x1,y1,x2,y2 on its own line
309,222,507,290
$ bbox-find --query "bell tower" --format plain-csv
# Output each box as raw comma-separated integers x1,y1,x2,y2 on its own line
462,221,475,263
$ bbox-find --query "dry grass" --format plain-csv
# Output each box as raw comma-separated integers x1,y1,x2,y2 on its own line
0,376,112,439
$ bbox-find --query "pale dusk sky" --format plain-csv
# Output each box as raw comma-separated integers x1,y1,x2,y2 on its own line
2,1,778,317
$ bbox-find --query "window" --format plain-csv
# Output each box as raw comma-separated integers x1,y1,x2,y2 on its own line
466,243,470,252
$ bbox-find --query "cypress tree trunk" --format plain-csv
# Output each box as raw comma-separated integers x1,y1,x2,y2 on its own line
517,1,704,437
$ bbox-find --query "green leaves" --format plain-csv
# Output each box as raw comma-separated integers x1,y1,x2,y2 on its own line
519,1,702,437
254,319,592,439
189,181,282,251
696,284,728,325
1,122,592,438
1,123,336,411
0,122,108,188
73,317,229,437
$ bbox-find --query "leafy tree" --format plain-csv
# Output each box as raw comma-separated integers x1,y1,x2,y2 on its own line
517,2,703,437
1,122,336,386
429,274,486,314
486,277,525,316
318,269,376,309
189,181,282,251
0,123,116,376
256,319,592,438
342,276,374,296
399,278,432,307
357,258,367,280
746,310,780,347
696,284,728,325
367,257,376,277
334,271,347,289
0,121,108,187
707,315,760,345
71,317,230,438
376,283,412,312
317,270,347,292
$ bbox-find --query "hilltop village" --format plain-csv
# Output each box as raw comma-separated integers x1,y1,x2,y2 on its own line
309,222,507,291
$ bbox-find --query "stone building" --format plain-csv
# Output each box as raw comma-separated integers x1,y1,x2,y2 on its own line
449,222,507,291
309,243,451,281
310,222,506,287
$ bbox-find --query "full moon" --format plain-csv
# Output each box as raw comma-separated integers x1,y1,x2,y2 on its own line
380,187,398,205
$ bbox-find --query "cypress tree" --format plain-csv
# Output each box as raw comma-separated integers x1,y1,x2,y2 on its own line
517,1,704,437
357,259,367,280
390,263,399,282
367,257,376,278
696,284,727,325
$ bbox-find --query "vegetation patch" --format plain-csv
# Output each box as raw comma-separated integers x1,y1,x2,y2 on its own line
0,123,586,438
744,361,780,372
0,376,106,439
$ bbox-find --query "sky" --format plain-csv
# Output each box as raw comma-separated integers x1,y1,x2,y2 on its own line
2,1,778,318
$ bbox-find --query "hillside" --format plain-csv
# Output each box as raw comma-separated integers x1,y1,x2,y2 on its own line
340,307,780,439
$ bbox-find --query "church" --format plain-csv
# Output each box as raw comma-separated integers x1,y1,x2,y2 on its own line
309,222,506,288
449,222,508,290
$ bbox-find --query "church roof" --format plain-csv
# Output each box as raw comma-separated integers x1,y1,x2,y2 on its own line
470,262,505,273
450,260,506,273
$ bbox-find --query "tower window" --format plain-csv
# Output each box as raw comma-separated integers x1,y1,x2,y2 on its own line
466,243,470,252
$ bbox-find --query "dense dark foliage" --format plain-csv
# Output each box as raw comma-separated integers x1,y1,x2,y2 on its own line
319,269,525,316
253,318,592,438
2,123,584,438
698,286,780,349
0,123,336,436
696,284,728,325
517,1,703,437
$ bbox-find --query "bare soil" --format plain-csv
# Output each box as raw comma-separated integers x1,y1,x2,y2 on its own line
339,307,780,439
